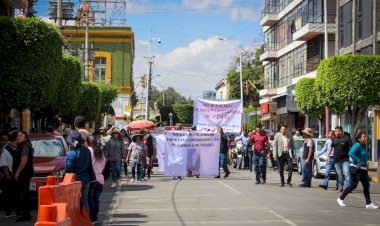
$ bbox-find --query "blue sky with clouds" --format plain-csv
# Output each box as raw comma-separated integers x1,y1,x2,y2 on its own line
35,0,264,98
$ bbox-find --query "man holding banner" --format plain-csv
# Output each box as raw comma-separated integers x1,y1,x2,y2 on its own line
215,127,230,178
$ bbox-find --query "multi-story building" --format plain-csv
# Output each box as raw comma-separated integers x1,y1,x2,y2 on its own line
215,78,228,100
0,0,27,16
259,0,336,135
63,26,135,127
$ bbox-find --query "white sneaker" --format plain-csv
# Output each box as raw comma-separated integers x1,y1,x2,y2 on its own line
117,179,121,186
365,203,379,209
337,198,346,207
130,178,135,183
111,182,117,188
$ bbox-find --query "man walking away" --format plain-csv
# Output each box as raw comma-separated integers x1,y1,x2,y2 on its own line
249,124,269,184
215,127,230,178
299,128,314,188
273,125,295,187
318,131,340,190
327,126,352,192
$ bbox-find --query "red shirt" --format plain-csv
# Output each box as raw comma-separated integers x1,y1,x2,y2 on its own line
250,132,268,152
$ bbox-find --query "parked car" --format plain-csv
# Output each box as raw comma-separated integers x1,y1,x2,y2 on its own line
297,138,330,178
29,134,68,198
292,138,304,170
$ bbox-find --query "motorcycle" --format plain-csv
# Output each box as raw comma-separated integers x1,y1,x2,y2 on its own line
231,139,245,169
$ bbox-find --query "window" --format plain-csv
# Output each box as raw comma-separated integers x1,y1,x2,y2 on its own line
93,57,107,82
357,0,373,40
339,1,353,48
31,138,65,157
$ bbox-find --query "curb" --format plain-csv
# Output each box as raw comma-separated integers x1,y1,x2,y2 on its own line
371,177,379,183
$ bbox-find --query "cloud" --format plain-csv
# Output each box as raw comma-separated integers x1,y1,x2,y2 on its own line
133,36,248,98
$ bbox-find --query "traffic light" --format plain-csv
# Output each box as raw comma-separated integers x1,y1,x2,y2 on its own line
141,75,147,88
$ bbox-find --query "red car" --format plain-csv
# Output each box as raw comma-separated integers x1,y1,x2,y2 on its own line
29,134,68,197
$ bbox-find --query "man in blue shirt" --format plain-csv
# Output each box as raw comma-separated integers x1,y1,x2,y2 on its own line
240,130,249,170
318,131,340,190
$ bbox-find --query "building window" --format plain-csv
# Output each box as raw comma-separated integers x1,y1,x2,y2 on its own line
357,0,372,40
357,45,373,55
93,57,107,82
339,1,353,48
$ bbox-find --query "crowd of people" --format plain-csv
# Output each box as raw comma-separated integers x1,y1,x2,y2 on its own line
0,117,378,225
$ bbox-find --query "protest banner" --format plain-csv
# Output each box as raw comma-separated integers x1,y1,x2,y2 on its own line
164,131,220,177
155,134,166,172
193,98,242,133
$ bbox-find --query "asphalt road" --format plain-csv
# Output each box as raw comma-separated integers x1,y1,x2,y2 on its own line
1,168,379,226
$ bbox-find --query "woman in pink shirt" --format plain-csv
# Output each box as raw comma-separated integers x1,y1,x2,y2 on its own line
87,137,106,224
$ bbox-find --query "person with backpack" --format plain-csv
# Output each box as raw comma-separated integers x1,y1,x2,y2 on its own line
87,136,106,224
65,131,94,215
13,131,34,222
0,130,18,218
105,128,125,187
299,128,314,188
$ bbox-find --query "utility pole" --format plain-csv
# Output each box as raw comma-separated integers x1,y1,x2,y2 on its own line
57,0,63,33
324,0,330,137
84,12,89,80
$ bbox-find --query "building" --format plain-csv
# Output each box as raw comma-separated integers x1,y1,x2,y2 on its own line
0,0,27,16
259,0,336,135
215,78,228,100
63,26,135,127
333,0,379,165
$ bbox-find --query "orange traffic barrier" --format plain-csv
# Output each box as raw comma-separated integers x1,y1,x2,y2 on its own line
35,174,92,226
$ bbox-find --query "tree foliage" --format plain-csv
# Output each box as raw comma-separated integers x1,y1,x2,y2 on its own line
315,55,380,133
0,17,64,112
76,82,102,123
97,83,119,114
295,78,324,116
159,104,194,125
227,47,264,108
150,86,190,110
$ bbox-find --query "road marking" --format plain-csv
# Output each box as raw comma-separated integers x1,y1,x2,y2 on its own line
216,180,243,195
264,208,297,226
107,220,285,225
113,206,264,212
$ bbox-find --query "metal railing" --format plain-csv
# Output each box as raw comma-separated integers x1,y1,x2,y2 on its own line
293,10,336,33
261,0,294,18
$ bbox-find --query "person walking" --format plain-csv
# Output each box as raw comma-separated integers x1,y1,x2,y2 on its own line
65,131,93,216
248,124,270,184
318,131,340,190
105,129,126,187
120,129,131,178
337,132,378,209
13,131,34,222
273,125,295,187
327,126,352,192
99,126,112,180
239,130,249,170
145,129,156,179
215,127,230,178
87,137,106,224
127,133,148,182
299,128,314,188
0,130,18,218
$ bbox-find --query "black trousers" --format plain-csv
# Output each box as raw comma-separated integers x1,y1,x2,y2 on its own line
340,166,371,204
15,178,31,217
3,179,16,215
278,152,293,184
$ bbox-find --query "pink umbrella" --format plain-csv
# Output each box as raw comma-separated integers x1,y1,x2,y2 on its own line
127,120,155,130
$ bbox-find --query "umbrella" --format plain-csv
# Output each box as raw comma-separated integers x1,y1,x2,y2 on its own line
127,120,155,130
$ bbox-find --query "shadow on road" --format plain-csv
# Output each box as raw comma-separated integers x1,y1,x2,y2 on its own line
171,179,186,226
123,184,154,191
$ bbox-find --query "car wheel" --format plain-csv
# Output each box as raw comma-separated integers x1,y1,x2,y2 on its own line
313,161,321,179
297,159,302,175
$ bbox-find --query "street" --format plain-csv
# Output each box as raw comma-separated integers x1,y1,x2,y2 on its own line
1,168,379,226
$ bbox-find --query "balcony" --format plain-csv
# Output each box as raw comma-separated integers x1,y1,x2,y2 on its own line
261,0,294,26
260,42,279,61
2,0,27,9
260,13,279,27
292,11,336,41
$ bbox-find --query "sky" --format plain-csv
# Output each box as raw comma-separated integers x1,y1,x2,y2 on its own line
34,0,264,98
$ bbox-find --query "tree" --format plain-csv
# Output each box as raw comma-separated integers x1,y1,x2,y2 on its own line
0,17,64,113
150,86,190,110
296,78,325,135
58,55,82,122
315,55,380,134
76,82,103,124
97,83,119,114
227,47,264,108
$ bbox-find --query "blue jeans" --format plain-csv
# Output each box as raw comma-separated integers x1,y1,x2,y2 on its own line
335,161,350,189
88,181,103,222
302,161,312,187
253,151,266,182
322,158,340,188
248,151,254,172
218,153,230,176
130,160,141,180
80,182,90,215
340,166,371,204
110,161,122,181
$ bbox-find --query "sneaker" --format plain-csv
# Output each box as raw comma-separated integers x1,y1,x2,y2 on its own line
111,182,117,187
337,198,346,207
255,181,260,184
262,180,266,184
92,221,98,225
117,180,121,186
274,169,280,174
365,203,379,209
137,180,141,183
286,182,292,187
224,172,230,178
319,184,327,190
129,178,135,183
214,175,220,178
279,183,284,187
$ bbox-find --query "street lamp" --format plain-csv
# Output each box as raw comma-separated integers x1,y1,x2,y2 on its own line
217,37,243,103
169,112,173,126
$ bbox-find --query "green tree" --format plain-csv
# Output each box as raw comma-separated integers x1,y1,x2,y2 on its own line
172,104,193,124
0,17,64,113
58,54,82,121
150,86,190,110
315,55,380,134
76,82,103,124
97,83,119,114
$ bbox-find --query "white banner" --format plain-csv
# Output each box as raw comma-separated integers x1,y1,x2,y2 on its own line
164,131,220,177
193,98,243,133
155,134,166,172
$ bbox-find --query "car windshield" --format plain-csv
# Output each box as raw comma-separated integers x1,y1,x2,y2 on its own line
315,140,326,152
31,138,65,157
